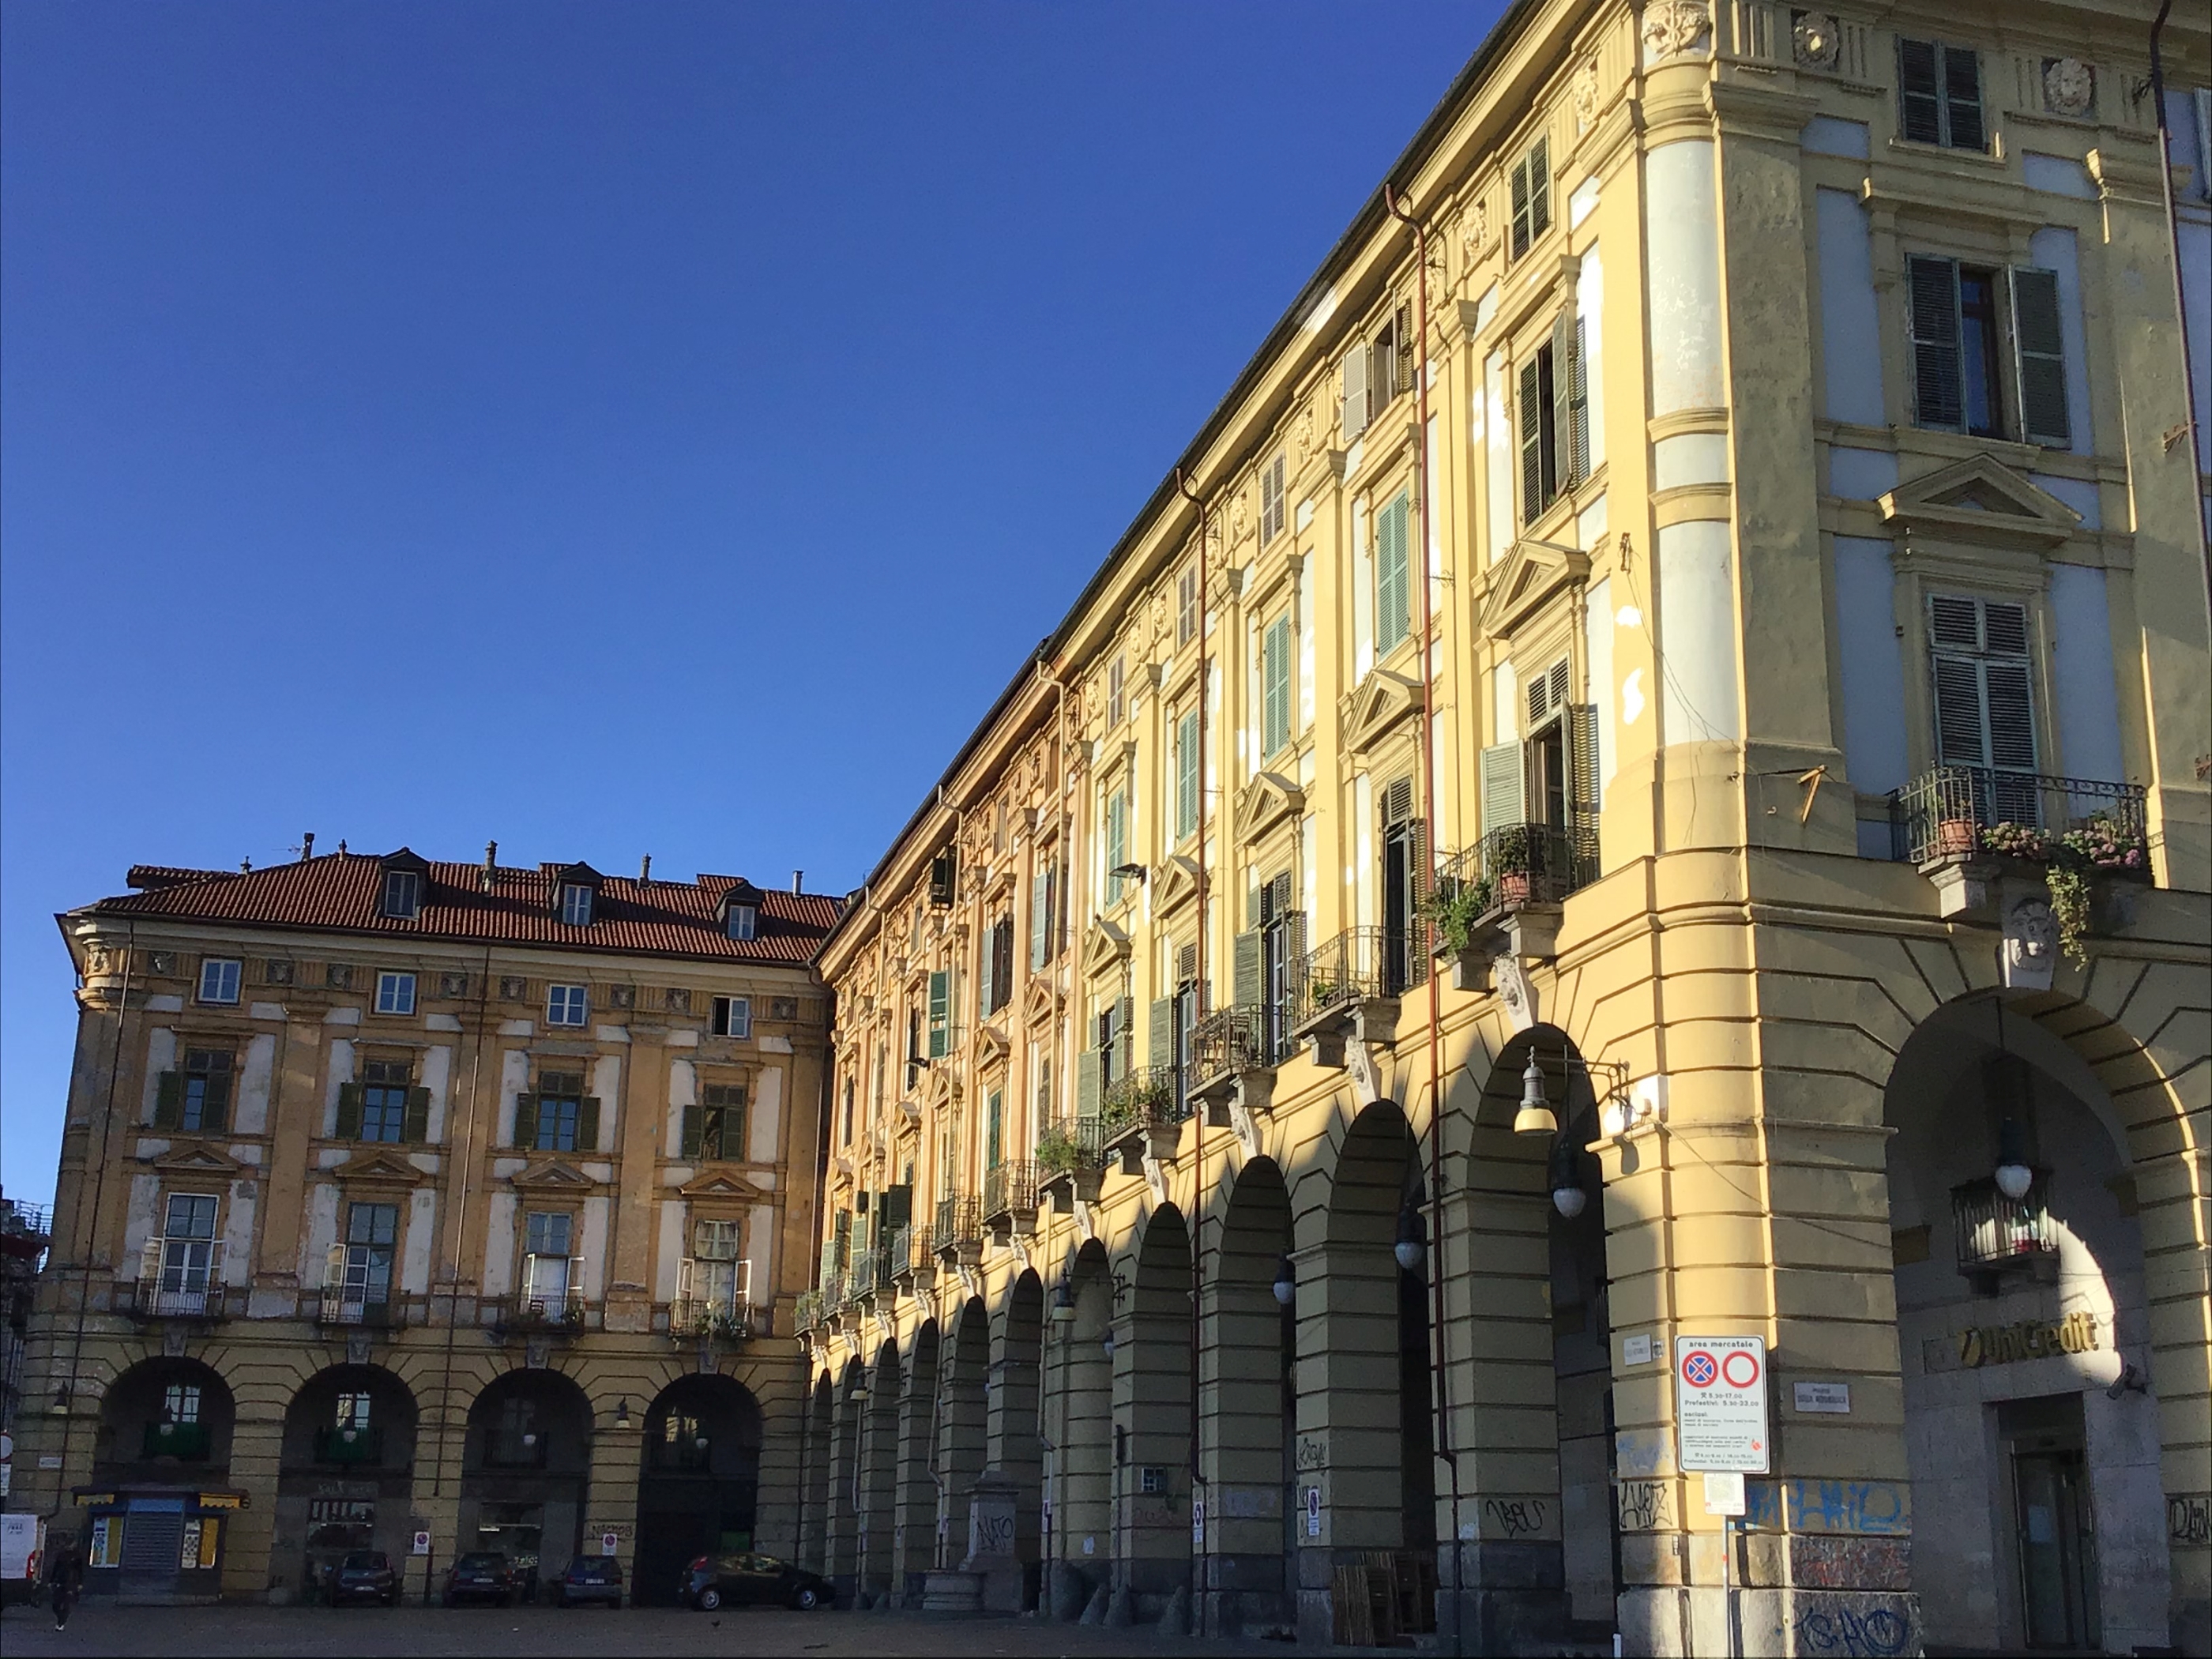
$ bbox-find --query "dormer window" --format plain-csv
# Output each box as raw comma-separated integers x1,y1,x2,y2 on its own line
382,870,420,920
726,903,758,942
717,879,765,940
560,883,594,927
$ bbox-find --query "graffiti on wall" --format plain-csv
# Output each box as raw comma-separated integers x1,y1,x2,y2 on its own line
2171,1495,2210,1545
1480,1497,1549,1540
1744,1478,1909,1536
1616,1480,1672,1532
1793,1595,1916,1657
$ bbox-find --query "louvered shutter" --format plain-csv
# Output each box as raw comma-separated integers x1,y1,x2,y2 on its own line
1394,305,1415,397
154,1071,183,1129
1285,911,1308,984
1898,38,1943,144
1943,46,1984,151
681,1103,702,1159
325,1242,346,1293
1340,343,1369,442
514,1093,540,1149
1518,358,1544,523
1404,818,1430,958
1569,704,1601,814
2008,267,2070,448
1376,495,1410,654
977,932,995,1027
1567,316,1590,485
1984,661,2037,771
1263,619,1291,755
1529,138,1551,239
1907,255,1963,430
1076,1049,1101,1123
577,1097,601,1151
1932,655,1988,765
927,970,950,1059
1030,867,1049,970
1232,930,1263,1009
1482,741,1527,833
1510,155,1532,259
335,1083,363,1142
202,1071,229,1133
1526,668,1551,729
1177,709,1200,838
1383,776,1414,826
1115,996,1135,1078
1149,998,1175,1070
1551,309,1578,491
404,1087,431,1144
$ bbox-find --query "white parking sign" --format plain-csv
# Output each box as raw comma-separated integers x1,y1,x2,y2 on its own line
1674,1335,1769,1473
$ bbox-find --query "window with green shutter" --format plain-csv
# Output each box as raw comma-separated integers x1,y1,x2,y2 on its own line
1510,136,1551,260
1897,39,1983,151
179,1048,232,1134
1262,618,1292,758
1928,594,2039,819
927,970,951,1059
1908,255,2071,447
1105,787,1129,901
358,1059,412,1143
1375,492,1411,656
1176,708,1201,841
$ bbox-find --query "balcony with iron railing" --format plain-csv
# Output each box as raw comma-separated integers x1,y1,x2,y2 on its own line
313,1424,387,1465
1036,1115,1109,1202
1187,1006,1275,1102
899,1224,935,1281
934,1194,984,1262
141,1420,213,1461
1951,1172,2057,1292
132,1240,226,1321
1102,1066,1187,1138
793,1289,826,1334
0,1200,51,1267
1891,766,2150,872
495,1257,586,1335
672,1296,757,1342
317,1281,401,1330
847,1247,878,1303
981,1161,1040,1233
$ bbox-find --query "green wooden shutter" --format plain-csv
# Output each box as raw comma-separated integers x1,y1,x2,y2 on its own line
203,1073,229,1134
1943,45,1984,151
977,931,995,1027
1932,655,1988,766
1232,930,1263,1009
577,1096,600,1152
1115,997,1135,1078
1075,1049,1101,1125
1551,309,1578,493
1149,997,1175,1071
514,1093,540,1149
1482,741,1527,834
1510,155,1532,259
2007,267,2070,448
1263,619,1291,756
1907,255,1963,431
1340,341,1369,442
403,1086,431,1145
1518,358,1544,524
1897,38,1943,144
882,1183,912,1232
1528,137,1550,239
1176,709,1200,839
927,970,950,1059
681,1103,702,1160
1569,703,1601,815
1376,495,1409,655
335,1083,363,1142
154,1071,183,1130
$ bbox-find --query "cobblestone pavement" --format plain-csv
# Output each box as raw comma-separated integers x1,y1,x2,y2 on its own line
0,1601,1345,1657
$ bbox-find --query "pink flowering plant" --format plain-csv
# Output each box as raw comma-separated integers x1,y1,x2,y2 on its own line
2060,814,2148,874
1979,821,2053,861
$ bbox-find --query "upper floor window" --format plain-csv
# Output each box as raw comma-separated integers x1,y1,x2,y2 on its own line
547,984,589,1027
1175,705,1202,841
1262,618,1294,759
1374,491,1413,656
1104,785,1130,902
1929,594,2037,794
711,995,750,1038
198,957,242,1006
521,1210,575,1300
1259,453,1287,544
683,1082,747,1160
1510,136,1552,259
1029,853,1059,972
1897,39,1984,151
559,882,594,927
347,1057,421,1143
725,902,757,941
1906,257,2070,447
164,1379,204,1426
380,870,420,920
1340,306,1412,443
338,1201,398,1306
1176,564,1199,645
518,1070,596,1153
1481,657,1597,838
927,846,958,908
157,1193,218,1303
1107,656,1126,728
1519,314,1589,525
926,969,957,1060
374,971,416,1017
156,1048,234,1134
980,912,1015,1017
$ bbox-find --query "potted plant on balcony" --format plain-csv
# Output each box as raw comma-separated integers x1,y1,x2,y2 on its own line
1979,821,2052,863
1936,814,1979,856
1422,877,1494,956
1491,827,1534,909
1036,1121,1084,1176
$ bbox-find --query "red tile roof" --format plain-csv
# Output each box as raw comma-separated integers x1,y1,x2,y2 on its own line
79,851,842,964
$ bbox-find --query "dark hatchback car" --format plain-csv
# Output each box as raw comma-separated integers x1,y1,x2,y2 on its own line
683,1552,830,1611
442,1551,521,1607
551,1556,623,1608
327,1551,401,1607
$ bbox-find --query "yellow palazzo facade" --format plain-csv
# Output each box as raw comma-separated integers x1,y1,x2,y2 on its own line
796,2,2212,1653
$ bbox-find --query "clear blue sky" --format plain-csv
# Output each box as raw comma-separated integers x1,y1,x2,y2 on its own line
1,0,1499,1209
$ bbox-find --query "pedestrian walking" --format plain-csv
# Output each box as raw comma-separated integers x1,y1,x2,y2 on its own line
44,1529,84,1631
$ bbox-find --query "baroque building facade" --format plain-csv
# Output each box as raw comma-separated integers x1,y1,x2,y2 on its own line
9,847,835,1604
793,2,2212,1655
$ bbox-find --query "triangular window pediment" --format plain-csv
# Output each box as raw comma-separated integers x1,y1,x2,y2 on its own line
1022,975,1059,1030
1081,917,1131,977
1478,538,1589,639
151,1144,243,1177
678,1169,762,1201
1341,669,1421,756
1880,456,2079,547
1152,855,1203,917
1236,773,1305,845
330,1149,425,1187
509,1159,596,1191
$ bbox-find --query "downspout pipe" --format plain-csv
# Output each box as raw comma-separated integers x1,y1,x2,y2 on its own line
2149,1,2212,651
1175,465,1213,1633
1386,179,1464,1657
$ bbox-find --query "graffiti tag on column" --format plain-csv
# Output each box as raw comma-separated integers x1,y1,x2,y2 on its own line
2171,1495,2211,1545
1481,1498,1547,1540
972,1513,1015,1554
1756,1479,1909,1536
1795,1602,1913,1657
1616,1480,1671,1531
1294,1437,1326,1472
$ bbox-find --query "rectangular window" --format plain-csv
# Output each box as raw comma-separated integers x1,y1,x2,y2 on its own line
985,1087,1003,1170
725,903,757,941
1107,656,1126,728
1176,707,1201,841
1029,853,1059,972
524,1210,573,1257
1897,38,1984,151
927,969,953,1060
359,1057,412,1142
1262,619,1292,758
1260,453,1287,544
180,1049,233,1134
1104,786,1129,901
197,958,241,1006
986,914,1015,1015
711,995,751,1038
522,1211,574,1304
1176,564,1199,645
159,1193,217,1305
374,972,416,1016
698,1082,746,1159
1375,492,1412,656
694,1217,740,1259
1517,318,1587,525
1510,136,1552,260
559,882,594,927
532,1070,585,1152
1906,255,2070,446
381,870,420,919
1929,594,2039,820
342,1201,398,1307
547,984,588,1027
164,1380,203,1424
336,1391,371,1431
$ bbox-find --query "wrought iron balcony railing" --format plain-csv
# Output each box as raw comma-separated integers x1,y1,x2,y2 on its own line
848,1247,878,1301
142,1420,211,1461
903,1224,935,1274
1439,818,1599,919
1037,1114,1108,1177
499,1260,586,1333
935,1194,983,1255
134,1240,225,1319
793,1289,826,1333
981,1161,1040,1222
1101,1066,1187,1138
672,1293,756,1341
1289,926,1426,1033
318,1285,401,1328
1891,766,2150,871
1951,1173,2057,1276
1189,1006,1274,1086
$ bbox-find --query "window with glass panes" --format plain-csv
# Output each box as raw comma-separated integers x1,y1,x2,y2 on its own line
691,1218,746,1315
522,1211,574,1302
179,1048,233,1134
337,1391,371,1431
162,1193,218,1290
164,1381,203,1425
683,1083,746,1160
359,1059,412,1142
529,1071,585,1152
342,1202,398,1307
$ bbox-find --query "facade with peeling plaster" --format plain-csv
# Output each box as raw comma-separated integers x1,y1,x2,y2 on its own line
10,850,835,1607
793,2,2212,1656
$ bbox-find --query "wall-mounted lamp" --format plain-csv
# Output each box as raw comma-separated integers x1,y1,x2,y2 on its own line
1051,1280,1077,1325
1101,1330,1116,1359
615,1398,631,1429
694,1433,711,1453
1993,1114,2034,1202
521,1431,539,1448
1394,1205,1427,1273
1549,1135,1587,1220
849,1379,871,1401
1271,1255,1296,1307
1514,1056,1556,1137
1990,1005,2037,1202
1108,863,1149,883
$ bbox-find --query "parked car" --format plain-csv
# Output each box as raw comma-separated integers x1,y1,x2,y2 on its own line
683,1551,830,1611
442,1551,520,1607
327,1550,401,1607
551,1555,623,1608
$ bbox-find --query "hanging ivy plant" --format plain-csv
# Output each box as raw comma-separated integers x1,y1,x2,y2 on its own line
2046,865,2093,968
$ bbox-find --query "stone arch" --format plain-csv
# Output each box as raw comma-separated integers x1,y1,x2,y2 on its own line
273,1362,419,1597
799,1370,833,1572
92,1353,237,1481
856,1339,901,1602
459,1365,594,1588
892,1319,940,1599
1884,988,2201,1653
1203,1156,1296,1635
941,1297,990,1575
631,1372,764,1606
1117,1202,1192,1615
826,1353,866,1594
1048,1240,1113,1614
985,1268,1045,1608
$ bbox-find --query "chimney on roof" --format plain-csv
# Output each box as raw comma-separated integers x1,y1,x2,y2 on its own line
241,859,252,873
482,841,498,892
639,854,652,882
793,869,804,893
301,832,314,862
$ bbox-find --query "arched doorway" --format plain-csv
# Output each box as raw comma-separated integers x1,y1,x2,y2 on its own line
826,1356,863,1595
892,1320,940,1602
82,1356,237,1601
272,1364,419,1602
632,1374,764,1606
856,1341,900,1602
799,1371,833,1572
987,1269,1046,1609
1121,1205,1193,1617
1048,1241,1112,1614
1205,1157,1296,1635
461,1367,593,1598
1886,994,2169,1653
940,1298,988,1568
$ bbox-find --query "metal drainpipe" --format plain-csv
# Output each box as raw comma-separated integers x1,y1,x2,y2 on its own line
1386,179,1464,1655
1175,465,1213,1631
2149,1,2212,651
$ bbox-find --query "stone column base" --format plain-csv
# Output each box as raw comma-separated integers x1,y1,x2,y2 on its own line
1620,1584,1922,1657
